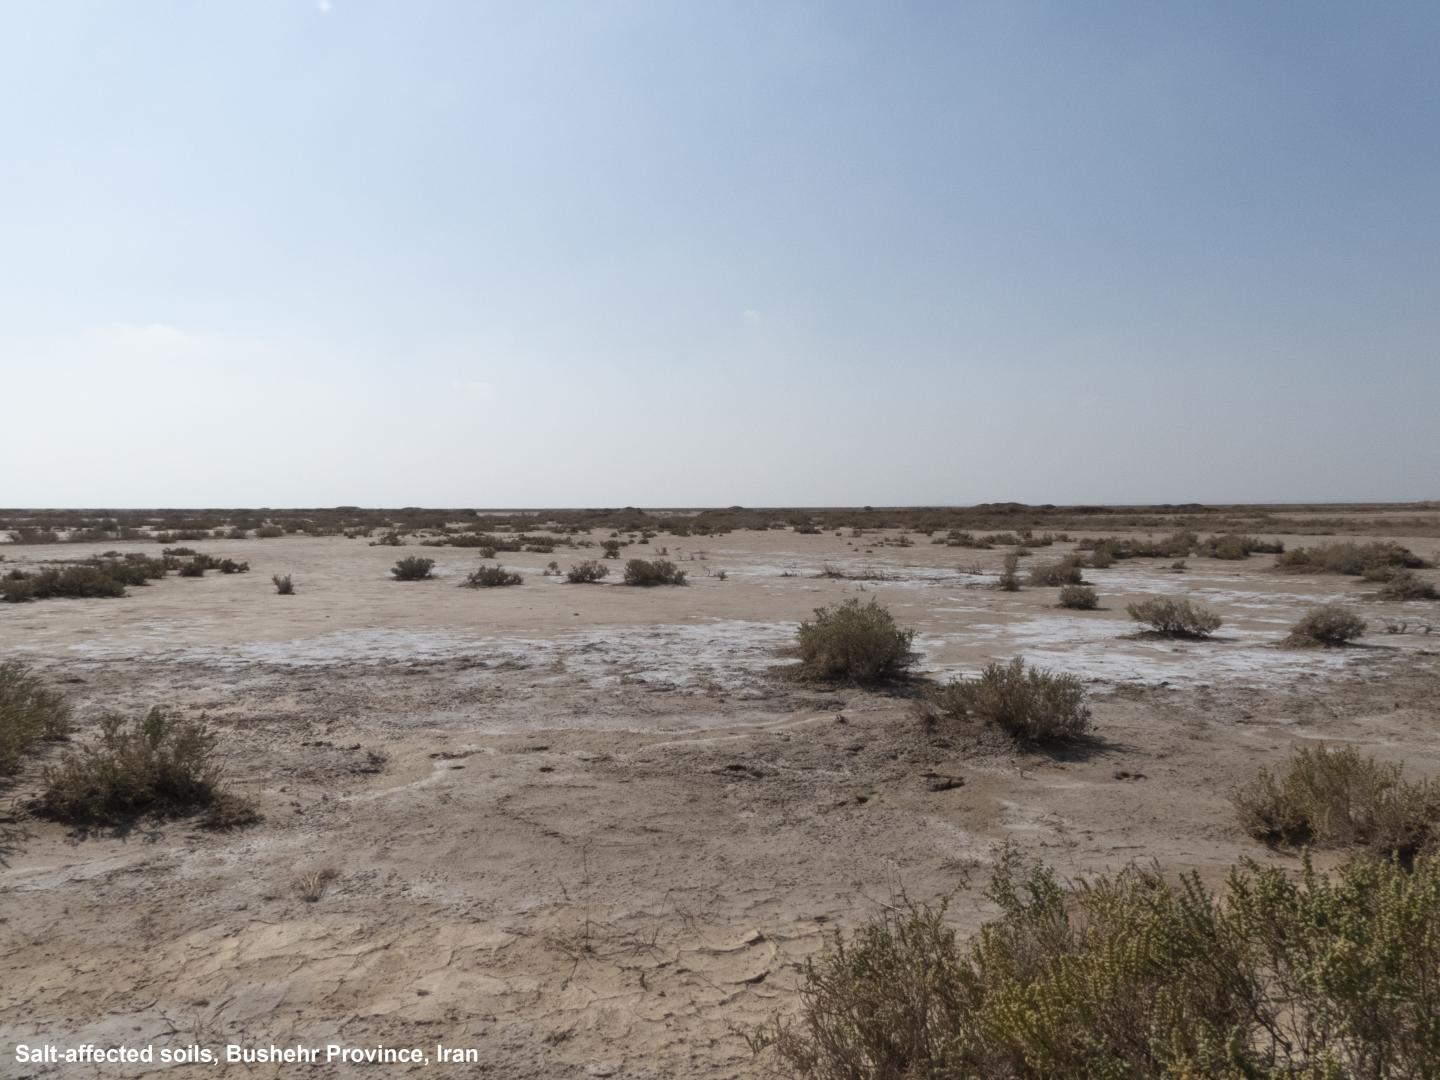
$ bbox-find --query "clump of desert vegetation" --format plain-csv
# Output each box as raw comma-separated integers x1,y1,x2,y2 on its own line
1127,596,1222,637
565,560,609,584
622,558,686,586
461,565,523,588
796,598,915,684
1234,744,1439,862
1376,569,1439,601
758,848,1440,1078
926,658,1090,742
391,556,435,581
996,553,1021,592
1026,554,1084,587
1283,604,1366,646
1276,540,1427,577
0,661,72,775
1057,584,1098,610
1,554,169,602
272,574,295,595
34,708,257,830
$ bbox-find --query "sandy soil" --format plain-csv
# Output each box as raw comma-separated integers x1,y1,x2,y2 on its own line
2,528,1438,1078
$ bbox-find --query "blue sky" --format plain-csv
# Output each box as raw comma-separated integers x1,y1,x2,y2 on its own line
2,2,1437,507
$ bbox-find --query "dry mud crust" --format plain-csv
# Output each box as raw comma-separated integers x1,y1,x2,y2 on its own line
1,529,1438,1077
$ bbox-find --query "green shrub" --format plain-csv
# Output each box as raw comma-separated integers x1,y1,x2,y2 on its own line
1057,584,1098,610
929,658,1089,742
1284,604,1366,646
622,558,686,586
566,560,609,584
272,574,294,595
763,850,1440,1078
1126,596,1222,637
796,598,916,683
391,557,435,581
35,708,257,829
0,661,71,775
461,564,523,588
1234,744,1439,862
1026,555,1084,587
1377,569,1439,601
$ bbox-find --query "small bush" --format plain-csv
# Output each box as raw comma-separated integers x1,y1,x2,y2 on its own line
1234,744,1439,862
391,557,435,581
764,850,1440,1078
0,661,72,775
929,658,1089,742
1377,569,1439,601
997,552,1020,592
178,561,206,578
1285,604,1366,646
254,525,284,538
566,560,609,584
1087,544,1115,568
796,598,916,683
1126,596,1222,637
273,574,294,595
601,540,622,559
622,558,686,586
1026,555,1084,587
35,708,256,829
1057,584,1098,610
461,564,523,588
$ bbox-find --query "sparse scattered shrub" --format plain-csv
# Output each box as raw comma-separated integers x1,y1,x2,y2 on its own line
391,556,435,581
178,561,205,578
566,560,609,584
461,564,522,588
0,661,71,775
997,553,1020,592
1234,744,1439,862
1126,596,1222,637
796,598,916,684
1284,604,1366,646
1057,584,1099,610
601,540,622,559
272,574,294,595
763,849,1440,1078
622,558,686,586
1377,569,1439,601
35,708,257,829
1026,555,1084,587
1087,543,1115,568
929,658,1089,741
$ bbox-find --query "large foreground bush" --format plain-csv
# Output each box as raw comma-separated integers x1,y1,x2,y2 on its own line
764,850,1440,1078
35,708,256,829
797,598,915,683
0,661,71,775
1234,744,1439,862
1127,596,1222,637
566,560,609,583
461,564,523,588
929,658,1089,742
622,558,686,586
391,556,435,581
1284,604,1366,646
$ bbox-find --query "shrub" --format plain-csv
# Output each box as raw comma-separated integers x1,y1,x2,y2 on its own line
1234,744,1439,862
601,540,623,559
622,558,686,586
35,708,257,829
1056,584,1098,610
273,574,294,595
763,850,1440,1078
461,564,523,588
1026,555,1084,587
1285,604,1366,646
997,553,1020,592
1277,541,1427,576
1087,544,1115,568
796,598,916,683
0,661,71,775
254,525,284,538
178,561,206,578
4,564,132,599
1126,596,1222,637
929,658,1090,741
566,560,609,584
1377,569,1439,601
391,557,435,581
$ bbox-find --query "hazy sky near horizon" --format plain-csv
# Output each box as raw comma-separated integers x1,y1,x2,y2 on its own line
2,2,1437,508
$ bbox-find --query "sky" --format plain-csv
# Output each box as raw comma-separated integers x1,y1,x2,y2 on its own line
2,1,1437,508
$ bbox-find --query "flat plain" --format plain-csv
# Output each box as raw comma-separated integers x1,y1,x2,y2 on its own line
2,507,1438,1078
